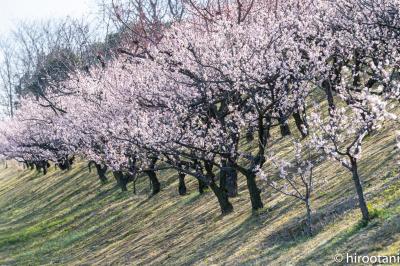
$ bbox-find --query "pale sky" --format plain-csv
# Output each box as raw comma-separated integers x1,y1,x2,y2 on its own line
0,0,96,36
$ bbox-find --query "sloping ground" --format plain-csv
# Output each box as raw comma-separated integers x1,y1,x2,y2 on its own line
0,124,399,265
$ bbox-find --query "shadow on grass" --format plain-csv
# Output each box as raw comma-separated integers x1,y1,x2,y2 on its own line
2,167,90,228
295,214,400,266
170,213,266,265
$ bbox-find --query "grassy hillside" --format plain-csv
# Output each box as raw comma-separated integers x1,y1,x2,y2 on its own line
0,123,400,265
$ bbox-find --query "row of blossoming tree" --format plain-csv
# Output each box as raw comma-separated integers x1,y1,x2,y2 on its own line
0,0,399,235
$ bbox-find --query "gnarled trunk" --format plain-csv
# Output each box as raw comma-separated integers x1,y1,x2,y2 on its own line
198,179,208,194
293,112,308,138
58,156,73,171
204,161,233,215
145,170,160,196
209,181,233,215
113,171,128,192
220,160,238,197
145,157,160,196
95,163,108,185
278,112,291,137
245,172,264,210
35,161,48,175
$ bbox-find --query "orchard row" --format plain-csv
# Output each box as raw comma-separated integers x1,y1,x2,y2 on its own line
1,0,399,235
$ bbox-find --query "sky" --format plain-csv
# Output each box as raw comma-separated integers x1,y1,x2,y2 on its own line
0,0,96,36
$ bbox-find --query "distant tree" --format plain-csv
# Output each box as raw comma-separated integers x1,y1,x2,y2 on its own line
0,38,18,117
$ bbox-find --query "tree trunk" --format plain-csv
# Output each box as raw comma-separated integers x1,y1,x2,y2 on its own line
351,159,370,222
95,163,108,185
220,160,238,197
220,162,227,195
226,167,238,197
133,177,138,194
278,112,291,137
293,112,308,138
265,115,272,140
204,161,233,214
113,171,128,192
65,157,71,171
43,163,48,175
305,199,312,236
245,172,264,210
145,170,160,196
353,49,361,88
198,179,207,194
209,181,233,215
322,80,335,112
178,173,187,195
245,126,254,142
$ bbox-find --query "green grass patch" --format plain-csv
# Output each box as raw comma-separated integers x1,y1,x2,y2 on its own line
0,216,74,248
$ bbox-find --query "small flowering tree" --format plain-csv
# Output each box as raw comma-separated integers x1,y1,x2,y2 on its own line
258,140,322,236
309,91,396,222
